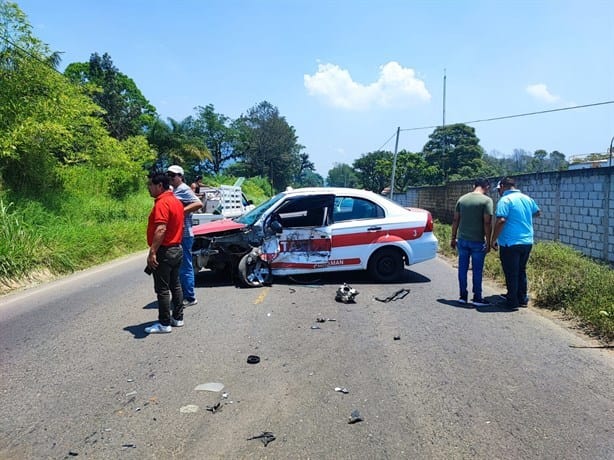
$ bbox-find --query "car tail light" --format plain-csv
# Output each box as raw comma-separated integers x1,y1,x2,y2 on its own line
424,212,434,232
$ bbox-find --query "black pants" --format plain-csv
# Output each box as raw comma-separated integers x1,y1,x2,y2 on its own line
499,244,532,308
152,245,184,325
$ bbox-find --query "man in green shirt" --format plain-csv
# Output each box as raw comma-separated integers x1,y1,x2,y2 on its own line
451,178,494,306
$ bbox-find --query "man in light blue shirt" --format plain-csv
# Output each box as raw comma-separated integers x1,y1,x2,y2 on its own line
491,177,541,309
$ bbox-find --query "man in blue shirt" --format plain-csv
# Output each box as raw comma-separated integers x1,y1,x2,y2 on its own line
491,177,541,310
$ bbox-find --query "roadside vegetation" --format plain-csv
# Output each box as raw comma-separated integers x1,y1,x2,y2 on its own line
434,222,614,342
0,173,267,293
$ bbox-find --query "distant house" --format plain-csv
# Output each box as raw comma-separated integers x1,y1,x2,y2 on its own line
568,159,610,170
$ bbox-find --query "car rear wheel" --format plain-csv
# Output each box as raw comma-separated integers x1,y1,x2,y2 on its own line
368,247,404,283
238,251,273,287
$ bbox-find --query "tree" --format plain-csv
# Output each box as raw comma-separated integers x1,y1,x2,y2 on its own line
422,123,484,183
0,2,154,197
352,150,393,193
548,150,567,170
64,53,157,140
233,101,304,192
326,163,359,187
146,116,211,171
189,104,237,174
393,150,441,189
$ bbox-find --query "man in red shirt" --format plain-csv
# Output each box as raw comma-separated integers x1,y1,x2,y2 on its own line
145,171,186,333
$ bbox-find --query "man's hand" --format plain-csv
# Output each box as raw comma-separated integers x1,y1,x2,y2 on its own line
491,241,499,251
450,238,457,250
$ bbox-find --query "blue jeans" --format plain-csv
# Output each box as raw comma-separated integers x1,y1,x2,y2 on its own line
180,235,196,302
457,239,487,300
499,244,532,308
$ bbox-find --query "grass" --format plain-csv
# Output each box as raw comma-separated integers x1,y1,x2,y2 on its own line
434,220,614,342
0,174,270,293
0,190,151,289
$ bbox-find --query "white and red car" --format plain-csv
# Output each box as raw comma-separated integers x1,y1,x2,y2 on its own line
191,187,438,287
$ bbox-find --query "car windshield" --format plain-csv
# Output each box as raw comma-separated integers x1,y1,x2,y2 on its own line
236,192,285,226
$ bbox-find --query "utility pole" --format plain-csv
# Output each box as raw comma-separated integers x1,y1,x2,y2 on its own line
442,69,447,181
390,126,400,200
442,68,446,127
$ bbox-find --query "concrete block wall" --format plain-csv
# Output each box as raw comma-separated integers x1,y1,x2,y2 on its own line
396,167,614,263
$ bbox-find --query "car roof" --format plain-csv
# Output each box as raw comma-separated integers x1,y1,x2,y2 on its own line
282,187,381,198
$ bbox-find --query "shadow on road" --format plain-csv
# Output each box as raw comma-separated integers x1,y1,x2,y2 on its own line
437,296,520,314
195,268,431,288
142,300,157,310
123,321,157,339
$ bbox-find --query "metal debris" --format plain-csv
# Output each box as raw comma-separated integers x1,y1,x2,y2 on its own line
334,387,349,394
335,283,359,303
206,402,222,413
247,431,276,446
316,317,337,323
348,409,364,424
375,288,410,302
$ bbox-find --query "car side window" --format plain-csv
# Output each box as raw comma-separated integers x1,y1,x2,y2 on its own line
333,197,384,222
275,195,333,228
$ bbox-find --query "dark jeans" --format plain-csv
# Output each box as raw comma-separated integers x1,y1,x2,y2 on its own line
499,244,532,308
152,245,184,326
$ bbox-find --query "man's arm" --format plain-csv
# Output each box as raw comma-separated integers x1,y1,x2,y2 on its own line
491,217,506,250
183,201,203,215
450,211,460,249
147,223,167,268
483,214,492,254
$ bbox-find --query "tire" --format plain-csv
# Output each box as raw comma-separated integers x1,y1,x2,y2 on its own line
238,251,273,287
368,247,404,283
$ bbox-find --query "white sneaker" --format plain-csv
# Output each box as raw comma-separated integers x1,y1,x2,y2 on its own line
171,318,184,327
183,298,198,307
145,323,172,334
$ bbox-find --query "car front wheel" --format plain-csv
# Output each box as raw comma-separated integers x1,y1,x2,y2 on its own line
238,251,273,287
368,247,405,283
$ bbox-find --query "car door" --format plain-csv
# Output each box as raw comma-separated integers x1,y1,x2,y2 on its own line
266,194,334,271
329,195,387,267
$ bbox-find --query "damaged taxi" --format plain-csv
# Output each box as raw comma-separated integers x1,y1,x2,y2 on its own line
191,187,438,287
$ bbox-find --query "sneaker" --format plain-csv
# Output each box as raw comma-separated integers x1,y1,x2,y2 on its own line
145,323,171,334
171,318,184,327
472,297,490,307
457,296,468,305
498,293,509,301
183,298,198,307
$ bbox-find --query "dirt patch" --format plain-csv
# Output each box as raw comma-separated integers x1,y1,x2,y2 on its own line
0,269,58,297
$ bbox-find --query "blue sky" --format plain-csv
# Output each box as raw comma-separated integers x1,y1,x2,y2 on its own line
17,0,614,177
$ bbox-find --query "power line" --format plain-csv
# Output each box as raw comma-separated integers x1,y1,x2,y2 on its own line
0,34,64,76
375,131,398,151
375,100,614,150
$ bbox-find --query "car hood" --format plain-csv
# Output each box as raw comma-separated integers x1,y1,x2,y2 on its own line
193,218,246,236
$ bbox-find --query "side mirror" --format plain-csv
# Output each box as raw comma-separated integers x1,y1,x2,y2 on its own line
269,220,283,234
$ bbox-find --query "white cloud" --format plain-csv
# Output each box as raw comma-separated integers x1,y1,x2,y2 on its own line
304,61,431,110
526,83,560,103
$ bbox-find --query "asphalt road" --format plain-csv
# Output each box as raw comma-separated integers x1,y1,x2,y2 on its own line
1,254,612,459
